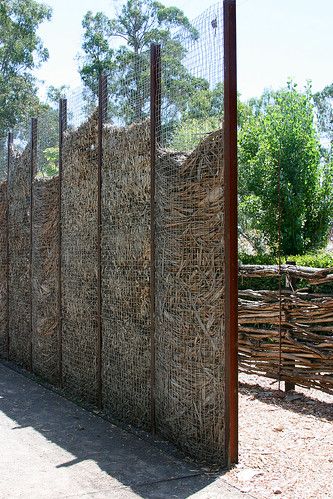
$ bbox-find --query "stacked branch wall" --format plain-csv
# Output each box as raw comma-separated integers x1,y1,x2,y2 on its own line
155,130,226,464
101,122,152,428
0,181,7,356
32,177,59,383
61,117,99,403
8,147,31,368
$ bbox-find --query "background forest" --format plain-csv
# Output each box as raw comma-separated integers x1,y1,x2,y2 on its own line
1,0,332,261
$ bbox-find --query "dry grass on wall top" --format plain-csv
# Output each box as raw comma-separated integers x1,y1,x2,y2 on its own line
61,114,99,404
0,181,7,357
155,129,226,465
8,145,31,369
32,176,59,384
101,120,152,428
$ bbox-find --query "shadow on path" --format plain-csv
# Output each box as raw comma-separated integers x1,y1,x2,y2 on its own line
0,362,244,499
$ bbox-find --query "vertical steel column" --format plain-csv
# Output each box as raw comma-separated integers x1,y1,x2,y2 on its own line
150,43,161,432
30,117,38,372
58,98,67,387
6,131,13,360
223,0,238,466
97,73,107,408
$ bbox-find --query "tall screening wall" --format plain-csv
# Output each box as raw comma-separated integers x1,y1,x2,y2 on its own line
102,122,152,428
155,132,225,463
32,177,59,384
8,146,31,369
0,181,7,356
61,115,99,404
154,4,226,463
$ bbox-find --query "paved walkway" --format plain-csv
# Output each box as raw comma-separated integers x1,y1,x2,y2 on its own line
0,363,247,499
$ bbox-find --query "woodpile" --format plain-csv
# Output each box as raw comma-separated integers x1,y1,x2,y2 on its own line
239,265,333,394
61,114,99,404
155,129,225,464
0,181,7,356
32,176,59,384
8,145,31,368
101,121,151,428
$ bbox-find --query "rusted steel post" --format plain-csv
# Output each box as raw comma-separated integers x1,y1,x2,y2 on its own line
30,117,38,372
97,73,107,409
223,0,238,466
285,260,296,392
58,98,67,387
6,131,13,360
150,43,161,432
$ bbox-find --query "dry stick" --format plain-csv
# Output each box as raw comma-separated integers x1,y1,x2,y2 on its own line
6,132,13,360
285,260,296,392
58,98,67,387
277,148,282,391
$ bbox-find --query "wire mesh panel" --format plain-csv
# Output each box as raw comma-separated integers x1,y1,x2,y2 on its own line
8,145,32,368
155,2,226,464
0,178,7,357
61,114,99,404
31,176,59,384
101,57,152,428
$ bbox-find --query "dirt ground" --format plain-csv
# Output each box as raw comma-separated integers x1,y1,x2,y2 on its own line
223,373,333,499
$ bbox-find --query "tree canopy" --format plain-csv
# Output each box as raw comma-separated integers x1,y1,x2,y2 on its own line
0,0,52,136
79,0,207,124
239,82,333,256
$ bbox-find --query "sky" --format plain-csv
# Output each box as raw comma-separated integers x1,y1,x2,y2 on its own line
34,0,333,101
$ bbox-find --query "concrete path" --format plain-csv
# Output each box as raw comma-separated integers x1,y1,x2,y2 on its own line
0,363,247,499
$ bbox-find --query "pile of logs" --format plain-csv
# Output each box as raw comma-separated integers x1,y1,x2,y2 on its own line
238,264,333,394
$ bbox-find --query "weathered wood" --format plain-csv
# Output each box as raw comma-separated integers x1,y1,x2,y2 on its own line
238,265,333,394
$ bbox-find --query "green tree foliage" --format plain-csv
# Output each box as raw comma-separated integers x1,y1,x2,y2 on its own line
79,0,206,124
314,83,333,147
172,83,252,151
238,83,333,256
0,0,51,177
0,0,52,134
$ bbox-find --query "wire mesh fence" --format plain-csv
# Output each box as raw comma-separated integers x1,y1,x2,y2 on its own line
7,142,32,369
0,0,235,466
154,7,226,460
100,53,152,427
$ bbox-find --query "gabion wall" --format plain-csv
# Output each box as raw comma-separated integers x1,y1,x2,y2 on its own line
61,116,99,404
32,177,59,384
8,147,31,369
0,181,7,357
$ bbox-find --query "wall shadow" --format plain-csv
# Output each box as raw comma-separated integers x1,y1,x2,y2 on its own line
0,362,225,499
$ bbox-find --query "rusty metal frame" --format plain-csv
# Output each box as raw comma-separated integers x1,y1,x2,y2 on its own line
150,43,161,432
6,131,13,360
97,73,108,408
30,117,38,372
223,0,238,466
58,98,67,387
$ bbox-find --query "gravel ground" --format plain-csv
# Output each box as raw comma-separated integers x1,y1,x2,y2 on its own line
223,373,333,499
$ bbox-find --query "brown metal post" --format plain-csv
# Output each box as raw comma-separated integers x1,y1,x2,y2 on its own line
6,131,13,360
30,117,38,372
97,73,107,409
223,0,238,466
58,98,67,387
150,43,161,433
